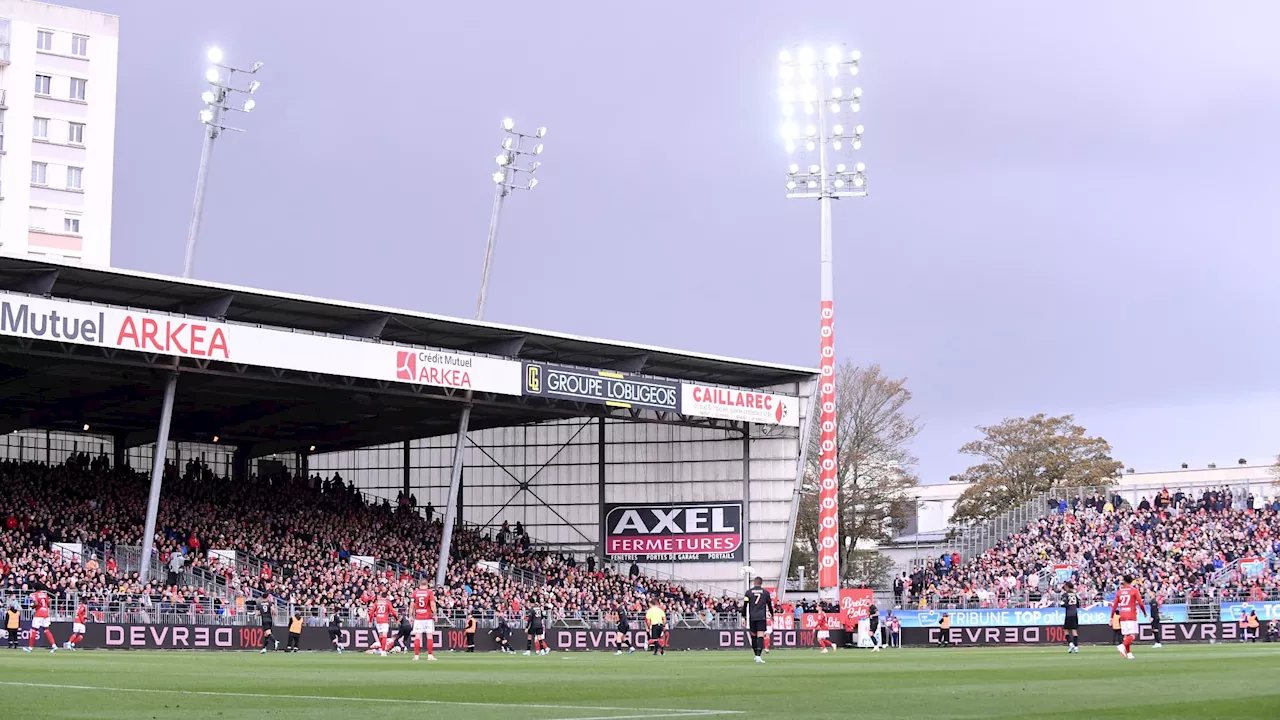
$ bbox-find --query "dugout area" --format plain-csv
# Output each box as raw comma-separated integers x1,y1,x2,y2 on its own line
0,255,817,592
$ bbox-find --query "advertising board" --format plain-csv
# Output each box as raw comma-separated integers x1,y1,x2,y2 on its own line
603,502,743,562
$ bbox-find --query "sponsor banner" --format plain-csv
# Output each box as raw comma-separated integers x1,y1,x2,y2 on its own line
800,613,845,630
816,300,839,590
1220,601,1280,622
769,613,794,631
603,502,743,562
15,621,825,652
1240,558,1267,578
1053,564,1076,582
893,604,1190,628
679,383,800,428
902,622,1246,647
0,291,522,396
522,362,680,413
839,588,875,625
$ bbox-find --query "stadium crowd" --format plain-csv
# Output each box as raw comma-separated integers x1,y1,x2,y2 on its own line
904,487,1280,608
0,458,740,622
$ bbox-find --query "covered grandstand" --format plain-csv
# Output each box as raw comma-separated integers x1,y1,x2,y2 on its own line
0,255,818,594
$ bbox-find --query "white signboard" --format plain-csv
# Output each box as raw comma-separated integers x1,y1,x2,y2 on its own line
0,291,523,396
680,383,801,427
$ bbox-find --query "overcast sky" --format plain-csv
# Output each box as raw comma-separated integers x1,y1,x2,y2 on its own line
70,0,1280,484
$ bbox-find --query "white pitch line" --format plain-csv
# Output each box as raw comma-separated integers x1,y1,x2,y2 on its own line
0,681,741,718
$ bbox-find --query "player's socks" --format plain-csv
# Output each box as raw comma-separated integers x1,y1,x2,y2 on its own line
413,635,421,657
427,635,434,656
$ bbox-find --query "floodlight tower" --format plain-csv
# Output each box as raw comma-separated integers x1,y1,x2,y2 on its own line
435,119,546,589
138,47,263,585
777,44,866,601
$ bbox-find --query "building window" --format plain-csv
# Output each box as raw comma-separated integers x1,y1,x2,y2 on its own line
70,78,86,101
35,74,51,95
36,30,52,51
33,117,48,139
68,122,84,144
64,217,81,235
71,35,88,57
67,166,82,190
31,162,47,185
29,207,47,231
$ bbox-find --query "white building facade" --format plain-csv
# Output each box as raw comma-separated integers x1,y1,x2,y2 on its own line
0,0,117,266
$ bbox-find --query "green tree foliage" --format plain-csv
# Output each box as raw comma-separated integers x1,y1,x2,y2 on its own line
950,413,1123,526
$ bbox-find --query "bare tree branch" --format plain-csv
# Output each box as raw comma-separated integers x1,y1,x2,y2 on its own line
789,362,921,583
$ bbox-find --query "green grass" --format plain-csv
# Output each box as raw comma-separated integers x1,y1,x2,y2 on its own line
1,644,1278,719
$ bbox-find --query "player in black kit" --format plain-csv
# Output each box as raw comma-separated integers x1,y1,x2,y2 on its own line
744,577,772,664
1061,582,1080,653
493,615,514,654
526,609,547,655
327,609,344,653
613,608,635,656
258,602,279,654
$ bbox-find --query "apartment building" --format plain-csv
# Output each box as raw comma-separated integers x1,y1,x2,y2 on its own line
0,0,117,266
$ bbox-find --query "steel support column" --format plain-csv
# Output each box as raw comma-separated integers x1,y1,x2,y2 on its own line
597,417,606,564
742,423,751,591
139,372,178,584
402,440,411,501
435,405,472,587
112,432,126,470
778,382,819,601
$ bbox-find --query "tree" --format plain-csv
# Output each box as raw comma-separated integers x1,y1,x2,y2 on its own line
789,362,921,586
949,414,1122,526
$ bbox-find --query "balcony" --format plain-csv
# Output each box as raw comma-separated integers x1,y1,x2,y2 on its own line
0,43,8,66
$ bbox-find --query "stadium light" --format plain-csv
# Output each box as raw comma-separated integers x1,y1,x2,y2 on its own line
435,115,549,589
775,42,867,603
138,45,266,586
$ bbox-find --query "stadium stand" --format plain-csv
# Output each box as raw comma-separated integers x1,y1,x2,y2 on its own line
905,488,1280,609
0,458,746,625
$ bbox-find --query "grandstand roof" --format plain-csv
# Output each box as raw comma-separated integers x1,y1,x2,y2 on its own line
0,255,813,386
0,255,815,456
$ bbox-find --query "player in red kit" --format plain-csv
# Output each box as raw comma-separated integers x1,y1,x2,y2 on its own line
65,602,88,651
815,609,836,653
410,579,437,662
370,596,397,656
1111,574,1147,659
25,590,57,653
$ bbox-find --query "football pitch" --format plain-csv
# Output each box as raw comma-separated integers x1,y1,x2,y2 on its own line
1,644,1277,719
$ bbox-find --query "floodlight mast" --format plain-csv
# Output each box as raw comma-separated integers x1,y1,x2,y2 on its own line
435,119,547,589
777,44,866,602
138,47,264,585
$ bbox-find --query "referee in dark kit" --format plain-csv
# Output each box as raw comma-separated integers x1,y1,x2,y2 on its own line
744,576,772,664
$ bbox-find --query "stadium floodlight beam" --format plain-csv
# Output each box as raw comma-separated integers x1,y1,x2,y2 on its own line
775,43,866,603
435,116,548,589
138,46,265,586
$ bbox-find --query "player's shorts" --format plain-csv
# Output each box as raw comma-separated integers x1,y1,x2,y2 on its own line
765,624,773,633
1063,616,1079,630
72,622,86,634
31,616,50,629
649,624,664,639
749,619,767,633
412,619,434,635
817,630,830,639
1120,620,1139,636
375,622,390,636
